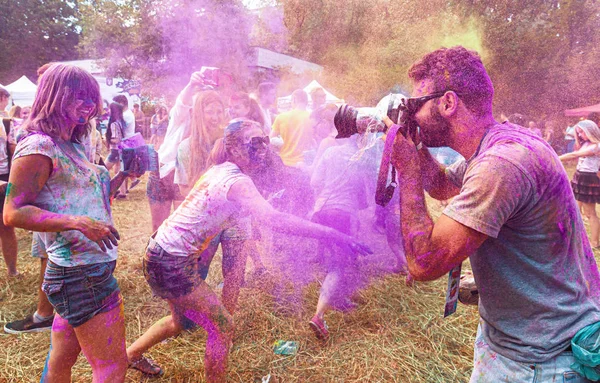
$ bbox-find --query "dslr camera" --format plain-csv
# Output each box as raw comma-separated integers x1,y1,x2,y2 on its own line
333,93,430,207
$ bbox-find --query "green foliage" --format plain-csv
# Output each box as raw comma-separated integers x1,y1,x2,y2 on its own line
78,0,253,99
275,0,600,118
0,0,80,84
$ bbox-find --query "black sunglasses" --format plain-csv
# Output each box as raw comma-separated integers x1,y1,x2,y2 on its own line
245,136,270,149
403,91,449,116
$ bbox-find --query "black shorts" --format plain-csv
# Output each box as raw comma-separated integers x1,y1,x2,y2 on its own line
572,171,600,204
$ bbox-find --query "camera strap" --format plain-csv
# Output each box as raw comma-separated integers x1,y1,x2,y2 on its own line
375,124,400,206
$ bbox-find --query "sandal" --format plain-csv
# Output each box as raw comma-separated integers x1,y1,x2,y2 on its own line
129,355,163,377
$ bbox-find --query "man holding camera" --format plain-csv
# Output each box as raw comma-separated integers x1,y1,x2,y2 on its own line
390,46,600,382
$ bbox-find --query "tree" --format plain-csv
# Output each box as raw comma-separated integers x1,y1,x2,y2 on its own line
0,0,80,84
274,0,600,119
78,0,254,99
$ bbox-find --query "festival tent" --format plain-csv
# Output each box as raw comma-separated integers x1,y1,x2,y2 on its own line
564,103,600,117
277,80,344,111
5,75,37,107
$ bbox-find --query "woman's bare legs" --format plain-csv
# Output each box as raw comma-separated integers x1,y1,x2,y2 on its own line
40,315,81,383
581,202,600,247
41,303,127,383
0,220,18,276
127,281,234,383
221,240,248,314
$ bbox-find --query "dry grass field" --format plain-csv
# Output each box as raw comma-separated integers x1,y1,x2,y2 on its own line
0,164,598,383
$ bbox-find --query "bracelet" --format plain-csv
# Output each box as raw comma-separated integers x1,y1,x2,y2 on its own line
416,142,424,151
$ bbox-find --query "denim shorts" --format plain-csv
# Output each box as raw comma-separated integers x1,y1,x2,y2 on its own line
143,239,209,300
42,261,122,328
470,323,591,383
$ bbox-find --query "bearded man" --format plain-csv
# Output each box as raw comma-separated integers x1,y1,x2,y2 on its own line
389,46,600,382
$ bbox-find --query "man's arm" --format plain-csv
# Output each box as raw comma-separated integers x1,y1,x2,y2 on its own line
390,135,488,281
396,165,487,281
417,147,460,200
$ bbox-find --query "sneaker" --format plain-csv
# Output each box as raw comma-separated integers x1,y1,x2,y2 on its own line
129,355,163,377
309,315,329,341
4,314,54,334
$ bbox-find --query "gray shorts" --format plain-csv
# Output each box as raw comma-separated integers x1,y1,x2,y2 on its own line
469,323,590,382
31,232,47,259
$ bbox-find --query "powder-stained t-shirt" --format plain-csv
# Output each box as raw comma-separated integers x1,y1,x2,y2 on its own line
13,132,117,267
155,162,250,257
271,109,313,166
173,137,212,188
444,123,600,363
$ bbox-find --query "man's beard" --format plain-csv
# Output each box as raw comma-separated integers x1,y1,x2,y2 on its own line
419,105,451,147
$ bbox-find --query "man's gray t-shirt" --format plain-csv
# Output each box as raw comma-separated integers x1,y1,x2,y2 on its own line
445,123,600,363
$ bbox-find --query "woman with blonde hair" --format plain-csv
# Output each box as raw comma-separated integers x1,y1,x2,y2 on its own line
4,63,140,382
175,90,224,195
8,105,21,118
174,91,256,315
559,119,600,247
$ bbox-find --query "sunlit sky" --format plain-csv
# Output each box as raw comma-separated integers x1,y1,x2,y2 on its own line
242,0,276,10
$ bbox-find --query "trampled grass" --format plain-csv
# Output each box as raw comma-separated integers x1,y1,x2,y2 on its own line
0,164,598,383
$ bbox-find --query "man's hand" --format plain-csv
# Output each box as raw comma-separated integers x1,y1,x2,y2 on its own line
391,130,421,177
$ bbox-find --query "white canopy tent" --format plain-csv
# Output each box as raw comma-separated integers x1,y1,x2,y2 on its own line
277,80,344,112
5,75,37,107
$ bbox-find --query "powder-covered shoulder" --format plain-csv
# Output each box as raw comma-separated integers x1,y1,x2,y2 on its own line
13,132,57,161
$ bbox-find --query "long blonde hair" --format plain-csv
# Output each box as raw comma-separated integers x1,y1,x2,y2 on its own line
577,120,600,144
188,91,224,185
25,63,102,143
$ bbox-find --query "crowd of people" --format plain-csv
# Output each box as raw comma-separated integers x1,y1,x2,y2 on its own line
0,46,599,383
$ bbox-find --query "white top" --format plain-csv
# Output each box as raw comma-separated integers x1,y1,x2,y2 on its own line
13,132,116,266
122,109,136,138
576,142,600,172
154,162,250,257
157,93,192,178
311,136,378,214
0,120,10,174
